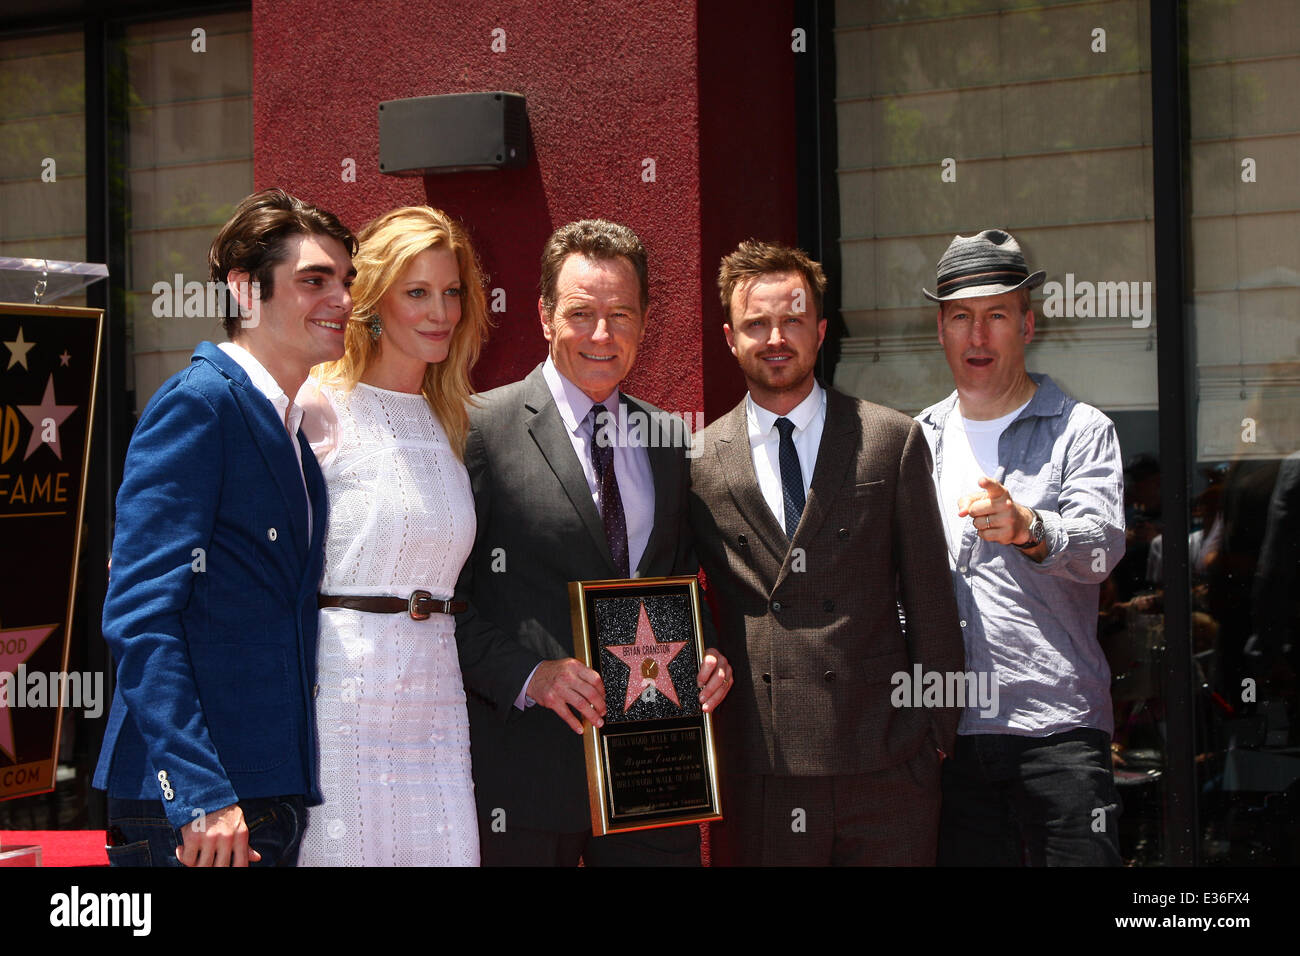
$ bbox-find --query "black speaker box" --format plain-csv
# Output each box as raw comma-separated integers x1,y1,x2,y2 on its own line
378,91,528,175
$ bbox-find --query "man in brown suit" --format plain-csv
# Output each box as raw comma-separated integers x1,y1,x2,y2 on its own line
688,240,965,865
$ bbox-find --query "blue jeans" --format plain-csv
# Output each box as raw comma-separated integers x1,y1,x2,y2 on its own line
937,728,1122,866
105,795,307,867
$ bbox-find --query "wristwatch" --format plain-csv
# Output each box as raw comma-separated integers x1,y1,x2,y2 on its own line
1013,509,1045,550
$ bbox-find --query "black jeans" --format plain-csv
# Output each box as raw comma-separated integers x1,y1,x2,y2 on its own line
937,728,1122,866
105,795,308,867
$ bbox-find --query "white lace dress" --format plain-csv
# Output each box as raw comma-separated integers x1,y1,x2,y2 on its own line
296,380,479,866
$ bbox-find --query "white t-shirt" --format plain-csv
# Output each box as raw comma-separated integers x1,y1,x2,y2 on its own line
937,400,1029,562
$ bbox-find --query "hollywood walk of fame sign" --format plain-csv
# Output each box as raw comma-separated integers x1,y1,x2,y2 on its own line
0,303,104,801
569,576,722,835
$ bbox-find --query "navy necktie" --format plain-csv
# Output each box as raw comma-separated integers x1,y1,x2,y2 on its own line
588,404,630,577
775,417,805,539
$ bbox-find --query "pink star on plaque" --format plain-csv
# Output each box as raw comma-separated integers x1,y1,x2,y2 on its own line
604,600,686,714
17,374,77,461
0,624,58,763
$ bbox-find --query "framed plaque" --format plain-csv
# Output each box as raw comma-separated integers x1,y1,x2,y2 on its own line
569,575,723,836
0,302,104,801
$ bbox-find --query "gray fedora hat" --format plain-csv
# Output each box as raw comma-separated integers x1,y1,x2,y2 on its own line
923,228,1046,302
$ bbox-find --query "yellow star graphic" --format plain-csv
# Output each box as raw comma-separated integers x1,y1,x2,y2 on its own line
4,326,35,371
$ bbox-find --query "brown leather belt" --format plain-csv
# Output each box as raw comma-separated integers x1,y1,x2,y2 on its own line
318,590,466,621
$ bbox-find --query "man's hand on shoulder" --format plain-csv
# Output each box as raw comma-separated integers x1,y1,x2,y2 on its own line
527,659,606,734
176,802,262,867
696,648,732,712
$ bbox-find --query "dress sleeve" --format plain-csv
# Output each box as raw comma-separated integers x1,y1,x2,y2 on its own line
297,377,342,471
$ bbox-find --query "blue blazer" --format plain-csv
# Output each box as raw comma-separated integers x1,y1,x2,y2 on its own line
93,342,326,827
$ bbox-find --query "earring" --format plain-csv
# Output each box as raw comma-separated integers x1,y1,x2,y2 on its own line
368,313,382,341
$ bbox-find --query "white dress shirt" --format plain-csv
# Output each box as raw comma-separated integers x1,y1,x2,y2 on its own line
746,381,826,535
218,340,312,542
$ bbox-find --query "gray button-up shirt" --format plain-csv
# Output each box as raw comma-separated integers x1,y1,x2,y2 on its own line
916,374,1125,736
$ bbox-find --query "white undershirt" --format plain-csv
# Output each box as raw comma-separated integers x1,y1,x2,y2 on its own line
937,400,1028,562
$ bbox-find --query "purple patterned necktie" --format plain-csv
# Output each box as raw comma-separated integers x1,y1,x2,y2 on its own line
588,404,630,577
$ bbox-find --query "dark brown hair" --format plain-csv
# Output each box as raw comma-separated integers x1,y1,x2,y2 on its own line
717,239,827,324
208,188,357,336
538,219,649,316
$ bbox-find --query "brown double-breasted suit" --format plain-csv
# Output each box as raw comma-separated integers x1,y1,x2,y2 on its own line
688,386,964,864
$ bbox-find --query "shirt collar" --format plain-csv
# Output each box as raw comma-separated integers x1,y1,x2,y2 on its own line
543,354,619,435
1020,373,1068,418
746,380,825,446
217,340,300,430
919,373,1065,432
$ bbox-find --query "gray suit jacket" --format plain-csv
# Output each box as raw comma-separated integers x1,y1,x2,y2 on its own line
688,387,965,777
454,364,707,833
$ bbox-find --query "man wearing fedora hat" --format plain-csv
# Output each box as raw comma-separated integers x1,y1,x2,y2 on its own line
916,228,1126,866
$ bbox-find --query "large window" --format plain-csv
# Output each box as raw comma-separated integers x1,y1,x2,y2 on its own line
826,0,1300,866
832,0,1157,422
124,11,252,411
1186,0,1300,865
831,0,1166,866
0,6,252,832
0,30,86,299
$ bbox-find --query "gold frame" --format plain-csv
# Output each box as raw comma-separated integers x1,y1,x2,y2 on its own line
568,574,723,836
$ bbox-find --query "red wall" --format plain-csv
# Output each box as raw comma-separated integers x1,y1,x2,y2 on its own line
253,0,797,420
697,3,800,418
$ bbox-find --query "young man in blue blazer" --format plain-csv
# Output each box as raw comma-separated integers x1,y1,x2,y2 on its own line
94,189,356,866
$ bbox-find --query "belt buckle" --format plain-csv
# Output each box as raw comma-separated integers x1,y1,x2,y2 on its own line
408,589,432,621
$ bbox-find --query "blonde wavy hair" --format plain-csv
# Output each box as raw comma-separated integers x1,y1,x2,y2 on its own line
315,205,490,458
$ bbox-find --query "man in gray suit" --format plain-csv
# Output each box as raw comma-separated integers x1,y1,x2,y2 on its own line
688,239,965,865
454,219,731,866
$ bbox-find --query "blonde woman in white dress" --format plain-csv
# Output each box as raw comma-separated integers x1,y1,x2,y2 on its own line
296,206,489,866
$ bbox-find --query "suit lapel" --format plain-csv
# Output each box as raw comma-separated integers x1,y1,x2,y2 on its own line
714,399,789,566
775,388,859,591
632,395,672,577
522,369,615,572
231,388,310,554
199,344,310,556
300,429,328,574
